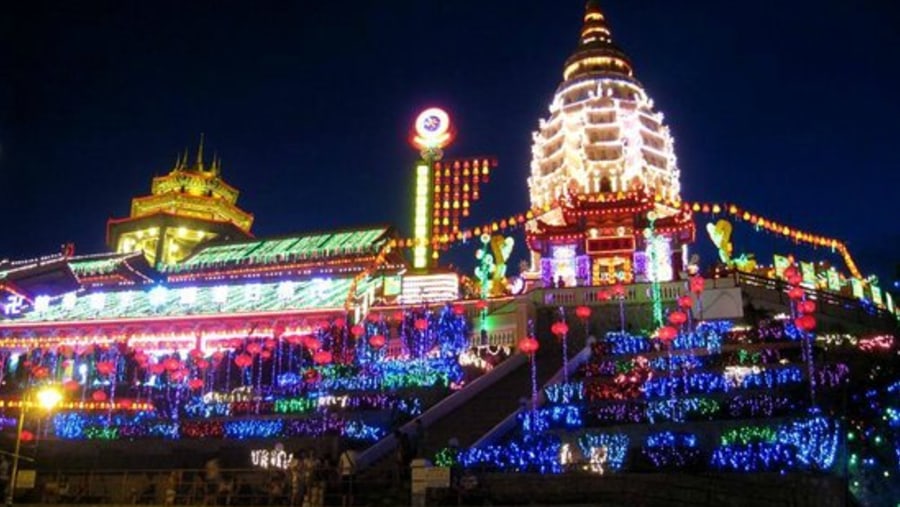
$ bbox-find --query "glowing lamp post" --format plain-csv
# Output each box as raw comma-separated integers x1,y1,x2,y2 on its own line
8,386,63,507
409,107,454,270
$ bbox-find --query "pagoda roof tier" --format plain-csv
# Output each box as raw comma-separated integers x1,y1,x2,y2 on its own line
0,255,81,302
163,226,402,282
0,275,380,328
67,252,156,288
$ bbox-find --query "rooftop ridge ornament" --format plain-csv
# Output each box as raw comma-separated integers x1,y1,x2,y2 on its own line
410,107,454,159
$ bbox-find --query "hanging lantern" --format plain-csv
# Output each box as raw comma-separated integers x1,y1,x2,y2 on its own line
149,363,166,375
234,353,253,369
188,378,204,390
475,300,488,311
798,300,816,314
551,321,569,337
452,303,466,316
63,379,80,392
677,295,694,309
350,324,365,338
414,318,429,332
369,334,386,349
20,430,34,443
164,357,181,371
689,275,705,294
613,284,626,298
260,350,272,360
246,342,263,355
31,366,49,379
788,287,804,300
366,313,381,323
264,338,277,350
333,318,346,329
189,349,204,360
392,310,405,322
91,390,108,402
575,306,591,320
667,311,688,326
195,359,210,370
795,315,817,332
517,337,539,355
313,350,333,365
170,369,187,382
784,266,801,285
657,326,678,344
304,337,322,352
57,345,74,358
95,361,116,376
597,290,611,301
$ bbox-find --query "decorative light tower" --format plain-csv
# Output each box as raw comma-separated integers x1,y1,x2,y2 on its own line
407,108,497,271
409,108,454,270
524,1,694,287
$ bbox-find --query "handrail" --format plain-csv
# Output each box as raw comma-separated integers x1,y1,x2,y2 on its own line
471,346,591,449
354,352,528,470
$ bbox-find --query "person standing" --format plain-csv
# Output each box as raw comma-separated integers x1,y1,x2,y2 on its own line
337,447,357,507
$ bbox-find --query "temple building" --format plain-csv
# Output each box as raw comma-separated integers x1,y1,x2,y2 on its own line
106,136,254,267
525,1,694,287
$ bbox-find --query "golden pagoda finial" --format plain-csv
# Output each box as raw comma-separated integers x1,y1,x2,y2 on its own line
195,133,205,171
180,148,189,170
211,151,221,175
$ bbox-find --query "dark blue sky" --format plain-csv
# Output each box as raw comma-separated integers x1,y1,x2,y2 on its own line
2,1,898,282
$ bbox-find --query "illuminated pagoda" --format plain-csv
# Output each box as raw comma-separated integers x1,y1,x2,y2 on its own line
107,136,254,267
525,1,694,287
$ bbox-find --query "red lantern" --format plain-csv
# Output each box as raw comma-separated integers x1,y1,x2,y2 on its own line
189,349,204,360
304,337,322,352
333,318,346,329
149,363,166,375
369,334,386,349
575,306,591,320
677,295,693,309
246,342,262,355
91,390,108,402
188,378,204,390
788,287,804,300
195,359,210,370
613,284,626,298
517,337,539,355
392,310,405,322
234,353,252,369
313,350,333,365
475,300,488,311
350,324,365,338
31,366,49,379
414,318,429,332
784,266,802,286
264,338,277,350
169,369,187,382
667,311,688,326
597,290,611,301
260,350,272,360
95,361,115,376
366,313,381,323
57,345,74,358
795,315,816,332
551,321,569,337
689,275,705,294
657,326,678,344
19,430,34,443
164,357,181,371
452,303,466,316
63,379,80,392
798,300,816,314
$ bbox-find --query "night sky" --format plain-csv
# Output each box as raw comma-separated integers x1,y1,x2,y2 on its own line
3,1,899,283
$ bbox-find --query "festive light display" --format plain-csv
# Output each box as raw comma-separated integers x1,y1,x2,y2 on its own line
577,433,629,472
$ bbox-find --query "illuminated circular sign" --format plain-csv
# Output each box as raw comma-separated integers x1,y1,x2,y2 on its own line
412,107,453,151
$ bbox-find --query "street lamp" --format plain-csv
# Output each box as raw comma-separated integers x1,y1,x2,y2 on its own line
6,386,63,507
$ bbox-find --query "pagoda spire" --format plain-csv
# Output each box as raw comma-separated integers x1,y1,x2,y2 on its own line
562,1,634,81
194,133,205,171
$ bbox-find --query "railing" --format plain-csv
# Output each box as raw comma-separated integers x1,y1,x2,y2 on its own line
472,346,591,449
354,352,528,471
533,279,694,306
